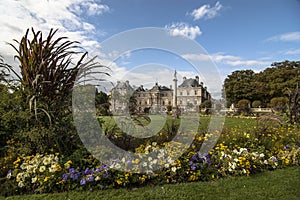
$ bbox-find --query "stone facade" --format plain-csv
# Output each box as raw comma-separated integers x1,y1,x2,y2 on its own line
110,72,211,113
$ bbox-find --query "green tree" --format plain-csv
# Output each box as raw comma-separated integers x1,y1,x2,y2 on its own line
252,100,262,108
270,97,288,113
237,99,251,115
223,70,256,106
95,89,110,116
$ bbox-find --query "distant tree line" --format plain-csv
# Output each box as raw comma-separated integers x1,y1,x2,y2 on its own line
223,61,300,108
223,61,300,123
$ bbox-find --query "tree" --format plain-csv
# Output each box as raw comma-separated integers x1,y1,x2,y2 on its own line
252,100,262,108
223,61,300,107
95,89,111,116
270,97,288,113
223,70,256,106
237,99,251,115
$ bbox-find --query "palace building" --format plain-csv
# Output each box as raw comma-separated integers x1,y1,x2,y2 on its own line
110,71,211,113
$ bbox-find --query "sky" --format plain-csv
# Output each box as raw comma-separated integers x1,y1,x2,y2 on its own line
0,0,299,98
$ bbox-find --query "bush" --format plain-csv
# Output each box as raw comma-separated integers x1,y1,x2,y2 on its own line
237,99,251,115
270,97,288,113
252,100,262,108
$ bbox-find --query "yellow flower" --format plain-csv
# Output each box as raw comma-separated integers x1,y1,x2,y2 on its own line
44,176,50,182
285,158,290,165
116,179,122,185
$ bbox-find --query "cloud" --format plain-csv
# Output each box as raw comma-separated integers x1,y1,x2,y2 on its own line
0,0,110,66
182,53,271,67
283,49,300,55
266,32,300,42
165,22,202,40
190,1,222,20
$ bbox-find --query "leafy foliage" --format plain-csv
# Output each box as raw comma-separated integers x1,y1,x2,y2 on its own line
223,61,300,107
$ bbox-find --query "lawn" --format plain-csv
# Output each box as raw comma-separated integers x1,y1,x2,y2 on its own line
3,167,299,200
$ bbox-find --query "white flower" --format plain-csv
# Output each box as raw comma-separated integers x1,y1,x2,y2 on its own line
259,153,265,159
20,163,28,170
148,157,153,162
95,176,101,181
264,160,268,165
171,166,177,172
6,172,11,179
152,159,158,165
234,158,239,163
164,163,170,168
242,169,246,174
31,177,37,183
43,157,51,166
18,181,25,188
39,166,46,173
142,162,147,167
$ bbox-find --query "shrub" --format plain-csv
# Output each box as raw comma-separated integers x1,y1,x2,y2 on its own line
252,100,262,108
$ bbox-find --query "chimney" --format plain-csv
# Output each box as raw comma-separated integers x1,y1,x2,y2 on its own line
195,76,199,83
183,77,186,81
200,82,203,86
125,80,129,85
170,85,172,89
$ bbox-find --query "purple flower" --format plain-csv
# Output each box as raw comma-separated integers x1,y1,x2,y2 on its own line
87,175,94,182
104,170,109,178
62,173,68,180
84,168,89,175
69,168,75,174
284,145,290,150
7,170,12,175
273,157,278,162
126,161,132,169
189,161,194,166
80,178,86,185
206,160,211,166
191,164,196,171
100,185,104,190
71,173,79,181
192,154,199,161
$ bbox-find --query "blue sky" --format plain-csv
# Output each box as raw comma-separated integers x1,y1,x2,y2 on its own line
0,0,299,97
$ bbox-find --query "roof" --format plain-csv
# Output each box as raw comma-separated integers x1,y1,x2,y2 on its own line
113,81,133,91
150,83,172,92
178,78,200,87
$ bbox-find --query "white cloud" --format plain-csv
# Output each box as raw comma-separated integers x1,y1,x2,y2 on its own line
0,0,110,66
190,1,222,20
266,32,300,42
182,53,271,67
284,49,300,55
165,22,202,40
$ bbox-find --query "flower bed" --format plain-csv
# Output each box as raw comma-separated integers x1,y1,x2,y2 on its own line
2,123,300,196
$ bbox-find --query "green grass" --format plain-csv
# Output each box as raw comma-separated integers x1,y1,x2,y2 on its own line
3,167,299,200
99,115,258,134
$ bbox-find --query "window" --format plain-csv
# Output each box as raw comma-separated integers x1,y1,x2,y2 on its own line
194,99,197,105
169,101,171,105
180,92,183,95
139,101,142,105
162,101,165,105
194,91,197,95
187,91,189,96
145,101,147,105
180,100,182,105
